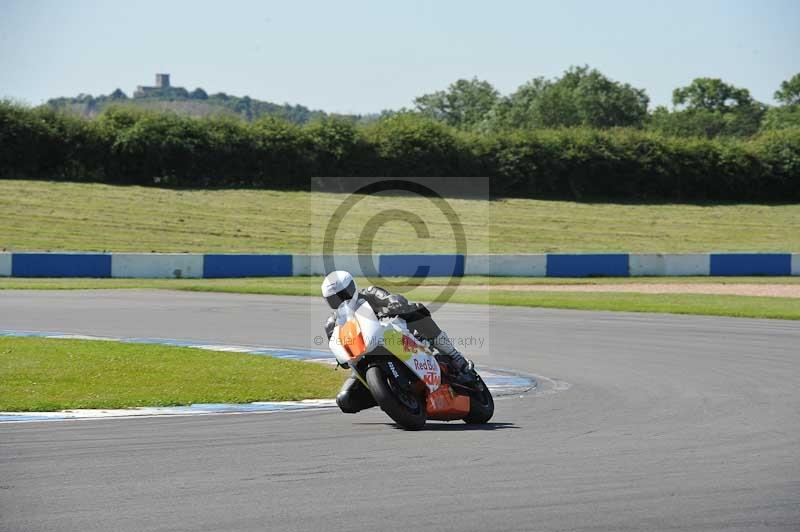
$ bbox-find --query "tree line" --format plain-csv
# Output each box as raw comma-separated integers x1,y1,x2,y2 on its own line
44,66,800,138
1,100,798,201
413,67,800,138
47,88,329,124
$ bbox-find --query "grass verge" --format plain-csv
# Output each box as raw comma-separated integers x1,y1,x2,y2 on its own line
0,337,346,412
483,291,800,320
0,276,798,320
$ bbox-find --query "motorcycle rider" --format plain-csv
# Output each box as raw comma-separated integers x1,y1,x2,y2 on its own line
321,270,474,414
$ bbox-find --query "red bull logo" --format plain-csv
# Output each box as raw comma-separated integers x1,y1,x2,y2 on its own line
414,358,436,371
402,334,417,352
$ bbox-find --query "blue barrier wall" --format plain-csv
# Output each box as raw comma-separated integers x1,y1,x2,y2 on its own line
12,253,112,278
379,254,465,277
203,254,293,278
546,254,629,277
1,252,798,278
710,253,792,276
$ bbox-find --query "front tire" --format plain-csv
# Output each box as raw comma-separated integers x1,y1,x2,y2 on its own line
463,376,494,424
366,366,426,430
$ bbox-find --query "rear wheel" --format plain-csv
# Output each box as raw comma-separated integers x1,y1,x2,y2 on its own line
366,366,426,430
463,376,494,424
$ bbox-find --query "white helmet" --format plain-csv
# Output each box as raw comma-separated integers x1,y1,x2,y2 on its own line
321,270,357,309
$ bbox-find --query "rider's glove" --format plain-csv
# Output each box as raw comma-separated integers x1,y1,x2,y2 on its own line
324,315,336,340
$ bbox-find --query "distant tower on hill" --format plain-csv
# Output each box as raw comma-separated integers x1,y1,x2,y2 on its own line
134,73,175,97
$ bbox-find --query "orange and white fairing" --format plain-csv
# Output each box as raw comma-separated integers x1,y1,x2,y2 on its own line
328,299,468,418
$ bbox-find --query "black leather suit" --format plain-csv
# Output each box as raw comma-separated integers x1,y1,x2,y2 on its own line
325,285,443,414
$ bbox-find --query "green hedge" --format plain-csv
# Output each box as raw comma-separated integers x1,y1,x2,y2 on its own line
1,102,797,200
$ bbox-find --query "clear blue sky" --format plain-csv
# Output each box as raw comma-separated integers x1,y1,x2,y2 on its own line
1,0,798,114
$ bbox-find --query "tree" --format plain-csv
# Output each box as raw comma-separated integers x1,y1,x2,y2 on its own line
486,77,557,130
654,78,766,137
761,106,800,131
414,77,499,129
672,78,754,111
110,88,128,100
190,87,208,100
235,95,254,120
487,66,649,130
774,73,800,105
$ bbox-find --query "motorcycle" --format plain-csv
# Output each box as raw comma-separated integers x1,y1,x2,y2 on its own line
328,299,494,430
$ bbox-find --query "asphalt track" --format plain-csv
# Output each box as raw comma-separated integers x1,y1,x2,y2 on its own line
1,289,799,532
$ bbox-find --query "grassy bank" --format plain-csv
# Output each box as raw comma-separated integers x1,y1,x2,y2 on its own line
1,276,798,320
0,337,346,412
2,180,799,253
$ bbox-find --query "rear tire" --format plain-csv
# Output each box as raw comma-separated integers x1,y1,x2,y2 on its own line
463,376,494,424
366,366,426,430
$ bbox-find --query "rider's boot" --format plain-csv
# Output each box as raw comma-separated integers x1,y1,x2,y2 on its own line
433,331,474,383
336,375,377,413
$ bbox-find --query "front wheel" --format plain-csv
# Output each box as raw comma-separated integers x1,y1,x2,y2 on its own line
463,376,494,424
366,366,426,430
